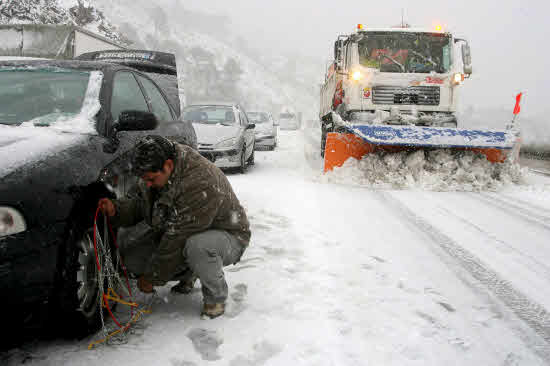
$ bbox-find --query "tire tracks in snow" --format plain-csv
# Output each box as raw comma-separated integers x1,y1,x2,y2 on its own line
471,193,550,231
435,204,550,282
375,191,550,361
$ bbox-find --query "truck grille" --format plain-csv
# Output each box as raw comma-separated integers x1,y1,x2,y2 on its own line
372,86,440,106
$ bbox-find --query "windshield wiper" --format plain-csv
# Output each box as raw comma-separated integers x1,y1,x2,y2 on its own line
380,54,405,72
410,50,439,69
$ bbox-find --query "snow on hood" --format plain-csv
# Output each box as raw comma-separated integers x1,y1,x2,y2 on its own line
254,122,273,133
0,125,85,178
0,71,102,178
192,123,239,145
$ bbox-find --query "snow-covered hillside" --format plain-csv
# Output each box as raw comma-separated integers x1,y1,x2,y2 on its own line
0,0,319,121
0,0,130,45
92,0,319,120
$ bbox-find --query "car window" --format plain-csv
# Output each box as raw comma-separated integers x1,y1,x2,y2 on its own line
136,75,174,122
111,71,149,122
247,112,269,123
182,105,235,125
0,68,91,126
279,112,295,119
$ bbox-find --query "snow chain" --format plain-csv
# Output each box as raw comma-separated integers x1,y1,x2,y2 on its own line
88,208,155,350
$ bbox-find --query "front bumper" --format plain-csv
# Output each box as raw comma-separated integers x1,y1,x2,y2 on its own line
1,222,65,308
198,148,242,168
255,135,276,146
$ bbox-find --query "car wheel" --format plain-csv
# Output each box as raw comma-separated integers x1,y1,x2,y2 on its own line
247,144,255,165
239,146,247,174
56,225,109,337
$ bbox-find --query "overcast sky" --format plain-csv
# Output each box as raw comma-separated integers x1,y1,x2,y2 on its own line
182,0,548,119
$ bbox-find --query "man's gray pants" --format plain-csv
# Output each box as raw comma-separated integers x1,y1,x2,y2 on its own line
119,226,244,304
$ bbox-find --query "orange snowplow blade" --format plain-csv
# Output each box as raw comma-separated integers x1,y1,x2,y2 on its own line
323,132,512,172
324,133,374,172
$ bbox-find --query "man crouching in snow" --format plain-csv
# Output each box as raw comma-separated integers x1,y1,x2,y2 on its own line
98,135,250,318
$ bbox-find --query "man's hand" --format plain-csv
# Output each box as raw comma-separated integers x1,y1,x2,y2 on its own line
137,275,154,293
98,198,116,217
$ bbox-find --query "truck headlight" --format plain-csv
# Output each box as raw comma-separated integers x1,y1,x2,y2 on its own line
215,137,237,148
453,73,464,85
0,206,26,237
351,71,362,81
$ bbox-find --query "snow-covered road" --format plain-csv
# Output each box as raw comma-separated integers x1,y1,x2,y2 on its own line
3,130,550,365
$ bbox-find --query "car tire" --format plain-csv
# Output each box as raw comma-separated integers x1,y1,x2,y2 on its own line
247,144,255,165
55,224,111,337
239,146,247,174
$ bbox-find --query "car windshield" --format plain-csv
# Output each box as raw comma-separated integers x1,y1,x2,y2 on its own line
358,32,452,73
279,113,295,119
248,112,269,123
183,105,235,125
0,68,91,125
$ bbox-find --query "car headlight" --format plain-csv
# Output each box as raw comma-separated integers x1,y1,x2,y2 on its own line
215,137,238,148
0,206,26,237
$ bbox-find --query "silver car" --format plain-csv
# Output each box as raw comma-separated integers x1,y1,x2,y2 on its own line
248,111,278,150
183,103,256,173
278,112,300,130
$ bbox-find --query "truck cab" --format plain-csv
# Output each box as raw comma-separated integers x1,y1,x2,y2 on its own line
320,24,473,151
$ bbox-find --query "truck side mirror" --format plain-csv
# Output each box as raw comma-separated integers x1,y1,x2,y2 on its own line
461,43,472,76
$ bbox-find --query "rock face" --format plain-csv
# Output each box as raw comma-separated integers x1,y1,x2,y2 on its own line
0,0,130,45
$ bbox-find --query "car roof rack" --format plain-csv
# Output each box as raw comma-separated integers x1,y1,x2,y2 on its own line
76,49,176,75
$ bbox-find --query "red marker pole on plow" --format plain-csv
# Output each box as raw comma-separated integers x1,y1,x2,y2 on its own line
511,92,523,125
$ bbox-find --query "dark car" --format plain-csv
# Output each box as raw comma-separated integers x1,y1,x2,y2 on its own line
0,50,196,338
183,102,256,173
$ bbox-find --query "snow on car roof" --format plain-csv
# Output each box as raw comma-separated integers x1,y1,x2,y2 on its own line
0,56,48,61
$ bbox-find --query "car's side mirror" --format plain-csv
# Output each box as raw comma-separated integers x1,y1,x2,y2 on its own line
104,111,159,154
116,110,158,132
246,123,256,130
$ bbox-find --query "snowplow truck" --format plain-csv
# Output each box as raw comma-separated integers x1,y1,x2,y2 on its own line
320,24,520,172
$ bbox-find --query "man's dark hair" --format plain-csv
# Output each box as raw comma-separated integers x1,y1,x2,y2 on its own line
132,135,177,176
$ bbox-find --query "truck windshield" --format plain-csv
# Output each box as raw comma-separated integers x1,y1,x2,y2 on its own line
0,68,91,125
357,32,452,73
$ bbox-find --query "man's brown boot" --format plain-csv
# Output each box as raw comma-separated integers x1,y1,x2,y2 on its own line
201,303,225,318
170,275,197,294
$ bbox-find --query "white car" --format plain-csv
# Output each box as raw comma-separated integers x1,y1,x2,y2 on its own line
248,111,278,150
183,103,256,173
278,112,300,130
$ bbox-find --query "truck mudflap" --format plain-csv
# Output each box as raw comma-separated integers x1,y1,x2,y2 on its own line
323,124,521,172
